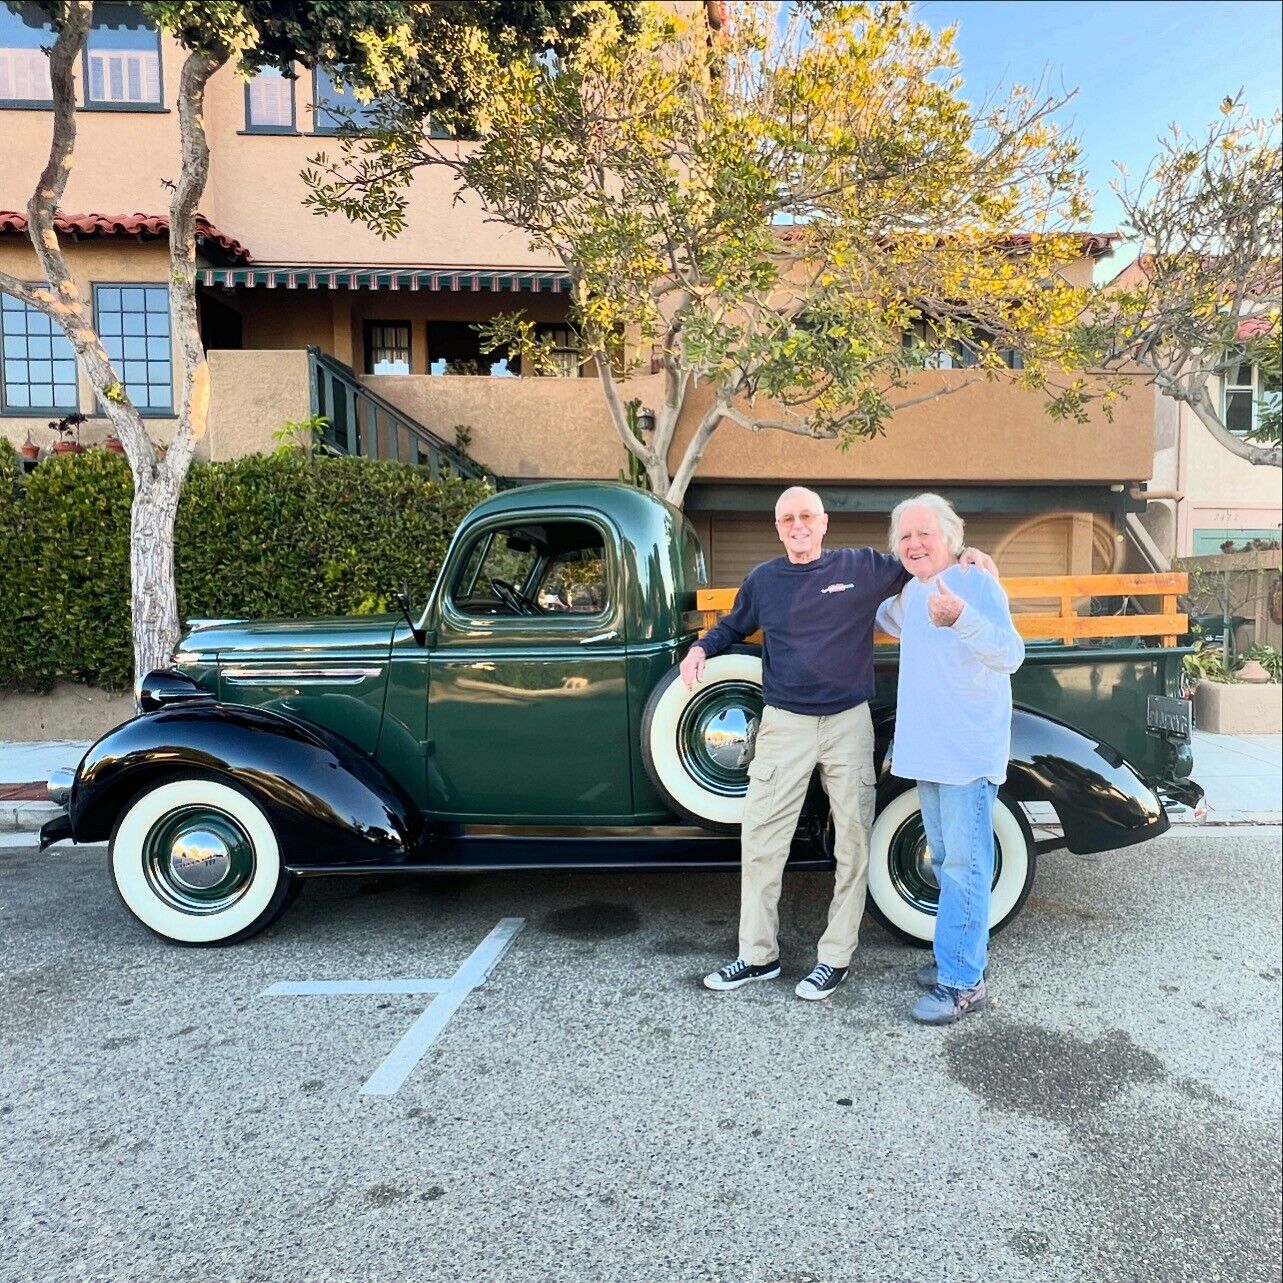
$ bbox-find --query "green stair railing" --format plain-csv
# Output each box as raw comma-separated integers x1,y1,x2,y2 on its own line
308,347,497,483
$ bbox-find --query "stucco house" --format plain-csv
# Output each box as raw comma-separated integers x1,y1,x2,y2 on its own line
1,0,1166,584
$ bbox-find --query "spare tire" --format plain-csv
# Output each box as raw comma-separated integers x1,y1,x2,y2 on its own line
640,646,763,831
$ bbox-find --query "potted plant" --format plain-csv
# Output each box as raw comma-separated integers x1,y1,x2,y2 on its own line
19,430,40,462
103,433,126,454
49,412,87,454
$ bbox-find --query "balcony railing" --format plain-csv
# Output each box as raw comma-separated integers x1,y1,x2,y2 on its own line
308,347,497,483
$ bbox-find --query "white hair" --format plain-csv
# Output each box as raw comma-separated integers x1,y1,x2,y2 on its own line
775,486,825,518
888,493,965,555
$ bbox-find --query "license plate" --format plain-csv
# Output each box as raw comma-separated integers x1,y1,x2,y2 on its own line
1147,695,1191,739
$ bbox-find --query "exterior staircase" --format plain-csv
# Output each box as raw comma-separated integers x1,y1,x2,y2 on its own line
308,347,499,483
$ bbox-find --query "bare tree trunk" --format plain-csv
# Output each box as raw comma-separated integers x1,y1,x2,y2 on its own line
130,470,183,676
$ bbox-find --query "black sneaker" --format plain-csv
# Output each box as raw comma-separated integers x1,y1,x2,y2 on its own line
703,956,781,991
794,962,849,1001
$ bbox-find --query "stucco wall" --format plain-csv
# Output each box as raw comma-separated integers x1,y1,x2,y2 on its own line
368,368,1156,485
203,349,312,461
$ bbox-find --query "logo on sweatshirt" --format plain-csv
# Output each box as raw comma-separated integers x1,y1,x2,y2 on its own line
820,582,855,594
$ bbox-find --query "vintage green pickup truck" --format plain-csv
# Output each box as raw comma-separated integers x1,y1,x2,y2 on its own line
42,482,1202,946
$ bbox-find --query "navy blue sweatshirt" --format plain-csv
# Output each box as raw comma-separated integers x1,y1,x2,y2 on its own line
699,547,909,715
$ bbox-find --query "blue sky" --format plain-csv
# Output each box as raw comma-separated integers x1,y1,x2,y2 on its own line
915,0,1283,270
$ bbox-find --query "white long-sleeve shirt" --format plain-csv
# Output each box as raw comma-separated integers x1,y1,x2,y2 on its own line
876,564,1025,785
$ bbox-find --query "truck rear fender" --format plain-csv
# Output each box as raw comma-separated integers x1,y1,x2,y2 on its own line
69,702,423,868
870,705,1167,855
1001,708,1167,854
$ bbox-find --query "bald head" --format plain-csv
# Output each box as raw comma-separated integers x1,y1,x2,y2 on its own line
775,486,825,521
774,486,829,564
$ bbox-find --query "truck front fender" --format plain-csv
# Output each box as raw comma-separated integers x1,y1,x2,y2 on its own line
1005,707,1168,854
69,703,424,868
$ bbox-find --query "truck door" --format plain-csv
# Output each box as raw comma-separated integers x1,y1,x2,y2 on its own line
426,511,633,821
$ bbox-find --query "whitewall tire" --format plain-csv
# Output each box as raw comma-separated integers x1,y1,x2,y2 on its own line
641,647,764,831
865,786,1036,946
109,777,295,946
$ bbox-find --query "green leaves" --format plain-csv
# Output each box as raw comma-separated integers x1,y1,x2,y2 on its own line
0,446,486,692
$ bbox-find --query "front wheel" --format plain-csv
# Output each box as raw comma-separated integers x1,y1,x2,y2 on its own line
109,777,296,946
865,786,1036,947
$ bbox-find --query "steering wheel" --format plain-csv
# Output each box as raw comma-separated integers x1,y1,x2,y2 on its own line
489,578,542,616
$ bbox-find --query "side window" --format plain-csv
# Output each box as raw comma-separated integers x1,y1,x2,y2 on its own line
536,546,607,614
448,520,607,618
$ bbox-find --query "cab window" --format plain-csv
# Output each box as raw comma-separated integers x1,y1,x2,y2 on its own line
449,520,607,618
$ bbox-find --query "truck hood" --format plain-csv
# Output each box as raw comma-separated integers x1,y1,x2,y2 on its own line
177,614,400,659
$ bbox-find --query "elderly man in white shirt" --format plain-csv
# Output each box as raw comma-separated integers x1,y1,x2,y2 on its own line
876,493,1024,1025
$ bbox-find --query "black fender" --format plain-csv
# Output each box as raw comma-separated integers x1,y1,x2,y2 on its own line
68,702,424,868
1005,707,1167,853
869,703,1167,855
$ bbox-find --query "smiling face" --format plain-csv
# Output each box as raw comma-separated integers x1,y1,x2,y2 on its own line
774,488,829,564
895,504,955,580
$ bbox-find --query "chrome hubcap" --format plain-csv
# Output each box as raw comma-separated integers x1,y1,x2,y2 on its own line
142,805,256,915
168,829,233,891
702,707,759,770
677,680,764,796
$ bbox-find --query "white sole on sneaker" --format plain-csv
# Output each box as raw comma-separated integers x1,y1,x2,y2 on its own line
794,979,845,1001
703,963,781,991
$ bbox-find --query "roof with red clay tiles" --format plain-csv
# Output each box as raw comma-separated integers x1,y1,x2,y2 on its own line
0,211,252,263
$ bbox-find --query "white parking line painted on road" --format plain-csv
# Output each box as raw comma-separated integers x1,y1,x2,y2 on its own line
263,916,525,1096
263,978,453,996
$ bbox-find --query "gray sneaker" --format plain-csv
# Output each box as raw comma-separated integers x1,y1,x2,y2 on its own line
916,961,938,988
912,980,988,1025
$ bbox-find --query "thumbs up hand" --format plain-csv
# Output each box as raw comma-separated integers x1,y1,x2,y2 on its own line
927,577,964,628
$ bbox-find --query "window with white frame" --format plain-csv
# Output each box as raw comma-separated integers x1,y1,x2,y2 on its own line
1222,358,1282,435
84,2,162,108
245,65,295,132
0,3,55,104
94,285,172,412
0,294,78,413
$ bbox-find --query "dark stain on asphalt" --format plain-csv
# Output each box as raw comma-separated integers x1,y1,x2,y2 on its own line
366,1184,409,1206
944,1021,1164,1120
421,1186,445,1202
542,902,640,939
102,1034,140,1051
300,1079,323,1094
1006,1229,1051,1259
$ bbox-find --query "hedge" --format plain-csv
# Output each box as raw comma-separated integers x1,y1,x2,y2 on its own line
0,441,489,692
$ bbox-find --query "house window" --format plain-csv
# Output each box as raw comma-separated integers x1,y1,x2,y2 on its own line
245,65,295,132
1222,358,1281,435
0,3,55,105
311,66,379,133
93,285,172,412
0,294,78,413
536,325,582,378
84,2,162,108
903,320,1023,370
428,321,515,377
365,322,412,375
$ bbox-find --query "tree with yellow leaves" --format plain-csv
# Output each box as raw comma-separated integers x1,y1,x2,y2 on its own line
308,1,1111,506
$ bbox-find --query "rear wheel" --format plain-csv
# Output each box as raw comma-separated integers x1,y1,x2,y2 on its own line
641,647,763,831
109,777,296,946
865,786,1036,947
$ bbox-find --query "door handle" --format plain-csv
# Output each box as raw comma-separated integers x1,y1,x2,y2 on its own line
580,629,620,645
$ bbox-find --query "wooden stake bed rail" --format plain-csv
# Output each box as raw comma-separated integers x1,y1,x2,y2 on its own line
697,572,1189,648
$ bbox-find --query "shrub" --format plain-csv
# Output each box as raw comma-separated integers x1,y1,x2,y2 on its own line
0,445,488,692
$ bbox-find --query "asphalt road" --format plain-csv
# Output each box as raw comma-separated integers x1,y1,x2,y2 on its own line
2,830,1280,1283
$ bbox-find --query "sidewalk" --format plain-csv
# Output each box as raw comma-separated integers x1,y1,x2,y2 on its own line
2,731,1278,842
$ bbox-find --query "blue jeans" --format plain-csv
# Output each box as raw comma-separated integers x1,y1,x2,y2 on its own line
917,778,998,990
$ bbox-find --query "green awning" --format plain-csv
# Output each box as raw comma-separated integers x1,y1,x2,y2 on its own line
199,267,570,293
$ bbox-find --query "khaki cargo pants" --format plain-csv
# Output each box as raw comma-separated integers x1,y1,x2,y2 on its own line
739,702,876,969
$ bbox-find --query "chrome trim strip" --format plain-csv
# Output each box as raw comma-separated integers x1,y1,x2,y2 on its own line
221,666,381,684
458,824,723,839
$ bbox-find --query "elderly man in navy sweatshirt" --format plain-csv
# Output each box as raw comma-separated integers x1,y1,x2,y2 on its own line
683,486,997,1001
